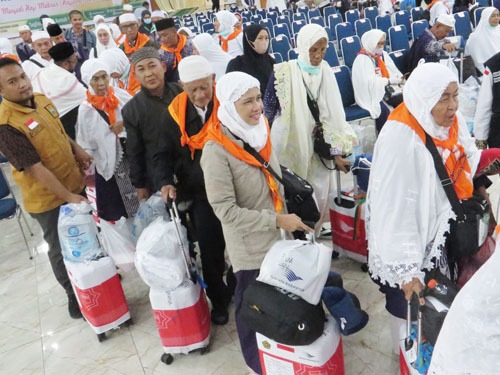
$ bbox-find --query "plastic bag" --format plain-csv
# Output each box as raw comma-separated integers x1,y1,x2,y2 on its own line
131,192,168,239
257,239,333,305
350,123,376,157
99,217,136,272
58,202,103,262
459,76,481,134
135,216,190,290
440,56,459,81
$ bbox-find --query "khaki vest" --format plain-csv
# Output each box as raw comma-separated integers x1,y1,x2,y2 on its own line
0,94,84,213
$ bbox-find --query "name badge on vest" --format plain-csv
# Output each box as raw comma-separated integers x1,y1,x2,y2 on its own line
375,67,382,76
45,104,59,118
25,119,42,136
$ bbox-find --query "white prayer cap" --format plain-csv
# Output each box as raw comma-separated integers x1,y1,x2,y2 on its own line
119,13,137,24
42,17,55,31
32,30,51,43
93,15,105,25
436,13,455,27
123,4,134,12
81,59,110,86
18,24,31,32
151,10,165,19
178,55,214,83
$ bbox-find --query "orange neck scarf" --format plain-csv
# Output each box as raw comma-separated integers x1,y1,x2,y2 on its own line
359,48,389,78
207,119,283,213
123,32,150,56
86,86,120,125
389,103,473,199
426,0,440,9
168,89,219,159
219,29,241,52
161,33,187,69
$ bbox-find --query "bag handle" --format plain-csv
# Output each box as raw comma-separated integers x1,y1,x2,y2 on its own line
424,132,466,221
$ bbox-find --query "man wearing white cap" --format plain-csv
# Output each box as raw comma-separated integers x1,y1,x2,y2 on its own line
155,55,233,326
428,0,452,26
123,4,134,13
407,13,457,74
16,25,35,62
21,31,53,80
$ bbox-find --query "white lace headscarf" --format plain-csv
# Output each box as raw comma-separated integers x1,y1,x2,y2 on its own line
216,71,267,151
296,24,328,66
361,29,385,55
403,63,458,140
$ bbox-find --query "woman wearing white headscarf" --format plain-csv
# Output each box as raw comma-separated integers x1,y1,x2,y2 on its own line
264,24,357,233
367,63,482,353
192,33,231,81
465,7,500,72
89,23,118,59
76,59,139,220
352,29,404,133
99,48,132,94
201,71,312,375
213,10,244,58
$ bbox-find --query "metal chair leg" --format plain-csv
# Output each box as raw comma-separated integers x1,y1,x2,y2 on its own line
19,208,34,236
17,209,32,260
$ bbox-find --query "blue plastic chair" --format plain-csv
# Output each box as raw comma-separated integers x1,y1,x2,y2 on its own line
324,26,336,43
364,6,378,29
411,6,424,21
324,6,338,21
268,6,280,14
340,35,362,68
328,13,343,38
256,8,267,19
331,65,371,122
476,0,489,6
292,20,307,35
375,14,392,36
310,16,326,27
394,10,411,38
0,158,33,259
267,11,278,25
388,49,409,74
270,52,283,63
183,20,195,27
243,21,255,30
308,8,321,19
355,19,372,39
277,15,292,35
288,48,299,60
411,19,428,41
345,9,360,25
273,23,292,42
474,7,485,27
271,35,292,61
242,10,253,21
260,19,274,38
293,12,307,22
189,26,199,34
389,25,410,52
454,11,472,41
336,22,355,46
324,41,340,67
297,6,310,22
251,14,263,23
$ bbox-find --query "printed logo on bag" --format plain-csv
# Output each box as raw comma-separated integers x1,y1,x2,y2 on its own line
262,341,271,349
279,261,303,282
79,289,101,310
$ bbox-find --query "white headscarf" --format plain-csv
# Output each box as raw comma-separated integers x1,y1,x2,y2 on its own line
93,23,118,57
178,27,195,38
403,63,458,140
108,23,121,40
0,38,12,54
99,48,130,76
216,72,268,151
297,24,328,66
215,10,238,35
81,59,110,89
465,7,500,71
93,15,105,25
361,29,385,55
192,33,232,81
42,18,55,31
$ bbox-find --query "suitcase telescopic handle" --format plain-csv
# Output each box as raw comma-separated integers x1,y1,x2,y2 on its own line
405,293,424,358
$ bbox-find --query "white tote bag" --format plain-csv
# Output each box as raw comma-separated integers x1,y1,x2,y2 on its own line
257,239,333,305
99,217,136,272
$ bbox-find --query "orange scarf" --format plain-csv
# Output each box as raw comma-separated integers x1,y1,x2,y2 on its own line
123,32,151,56
207,119,283,213
161,33,187,69
426,0,440,9
218,29,242,52
126,64,141,95
86,86,120,125
389,103,473,200
168,89,219,159
359,48,389,78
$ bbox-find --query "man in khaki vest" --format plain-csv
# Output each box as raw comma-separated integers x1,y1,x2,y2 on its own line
0,57,93,319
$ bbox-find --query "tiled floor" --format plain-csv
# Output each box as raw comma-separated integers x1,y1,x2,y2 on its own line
2,161,497,375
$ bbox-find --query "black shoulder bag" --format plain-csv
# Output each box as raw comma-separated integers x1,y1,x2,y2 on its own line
424,132,489,259
239,140,320,225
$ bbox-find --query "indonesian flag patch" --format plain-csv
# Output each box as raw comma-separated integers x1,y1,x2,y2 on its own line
25,119,39,130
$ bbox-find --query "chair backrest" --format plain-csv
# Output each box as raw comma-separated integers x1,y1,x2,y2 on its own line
324,6,338,21
242,10,253,20
189,26,199,34
340,35,361,68
270,52,283,64
327,13,343,34
474,7,485,27
184,20,195,27
411,19,428,40
355,19,372,38
332,65,355,107
292,20,306,34
183,15,193,21
277,15,292,33
271,35,292,61
324,41,340,67
345,9,360,24
389,25,410,51
376,14,393,35
243,21,255,30
309,8,321,19
297,6,310,21
273,23,292,41
411,6,424,21
260,19,274,37
324,26,335,43
364,6,378,28
251,14,263,23
293,12,307,22
394,10,411,33
268,6,280,14
256,8,267,19
288,48,299,60
388,49,409,74
454,11,472,41
476,0,489,6
267,11,278,25
310,16,325,27
336,22,355,46
202,22,215,33
0,167,11,200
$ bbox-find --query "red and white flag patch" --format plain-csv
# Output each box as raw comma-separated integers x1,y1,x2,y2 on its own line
25,119,39,130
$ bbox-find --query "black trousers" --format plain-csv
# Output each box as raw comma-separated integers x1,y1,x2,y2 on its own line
187,198,230,310
30,206,72,295
212,0,220,11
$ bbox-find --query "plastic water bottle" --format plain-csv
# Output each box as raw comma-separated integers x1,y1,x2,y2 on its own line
427,279,448,295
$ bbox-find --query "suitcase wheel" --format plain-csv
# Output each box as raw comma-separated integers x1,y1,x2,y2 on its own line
122,318,134,328
199,346,209,355
361,263,369,273
97,333,106,342
161,353,174,365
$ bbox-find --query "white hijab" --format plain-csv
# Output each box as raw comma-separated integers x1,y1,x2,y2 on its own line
361,29,385,55
465,7,500,71
403,63,458,140
297,23,328,67
99,48,131,89
80,59,110,91
193,33,232,81
93,23,118,58
215,10,237,34
216,71,268,151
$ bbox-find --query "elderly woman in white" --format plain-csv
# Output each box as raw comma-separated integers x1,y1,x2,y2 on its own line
192,33,232,82
352,29,404,133
89,23,118,59
76,59,138,221
99,48,132,95
264,24,357,233
367,63,482,352
213,10,244,58
465,7,500,72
